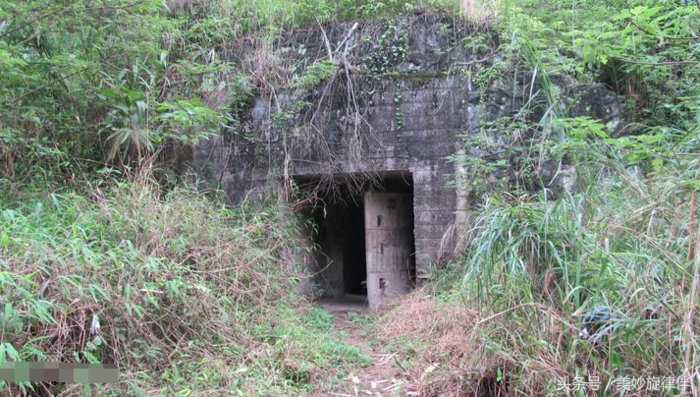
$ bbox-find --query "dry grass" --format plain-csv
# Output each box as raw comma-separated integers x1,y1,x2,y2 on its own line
377,292,494,395
460,0,497,28
241,36,292,96
380,292,478,365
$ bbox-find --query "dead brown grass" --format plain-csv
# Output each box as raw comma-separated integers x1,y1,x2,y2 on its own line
460,0,498,28
380,292,477,364
377,291,495,395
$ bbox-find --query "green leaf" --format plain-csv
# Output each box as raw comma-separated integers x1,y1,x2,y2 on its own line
3,343,19,361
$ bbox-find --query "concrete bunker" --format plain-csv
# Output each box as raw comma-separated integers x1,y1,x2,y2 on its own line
297,172,416,308
192,15,624,308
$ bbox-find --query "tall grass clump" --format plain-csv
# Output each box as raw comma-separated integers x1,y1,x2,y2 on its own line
0,178,366,395
456,136,700,394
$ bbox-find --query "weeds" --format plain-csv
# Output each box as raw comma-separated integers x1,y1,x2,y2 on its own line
377,151,700,394
0,177,365,395
453,156,700,393
377,0,700,393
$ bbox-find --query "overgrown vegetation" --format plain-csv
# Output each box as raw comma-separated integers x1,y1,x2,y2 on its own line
382,0,700,394
2,0,700,394
0,0,460,182
1,1,463,393
0,177,370,394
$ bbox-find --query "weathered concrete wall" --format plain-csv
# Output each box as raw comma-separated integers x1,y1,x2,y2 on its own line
192,14,622,283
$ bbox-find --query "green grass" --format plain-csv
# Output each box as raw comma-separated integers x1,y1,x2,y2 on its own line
0,178,366,395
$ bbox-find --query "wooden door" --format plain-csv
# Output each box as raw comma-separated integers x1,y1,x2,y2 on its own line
364,192,413,308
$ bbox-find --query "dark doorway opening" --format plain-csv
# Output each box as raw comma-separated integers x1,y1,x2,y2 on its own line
295,172,416,303
342,202,366,295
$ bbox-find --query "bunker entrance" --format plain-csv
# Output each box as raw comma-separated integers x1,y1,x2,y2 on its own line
297,172,416,308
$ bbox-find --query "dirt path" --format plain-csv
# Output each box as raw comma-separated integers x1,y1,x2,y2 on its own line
317,298,417,396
